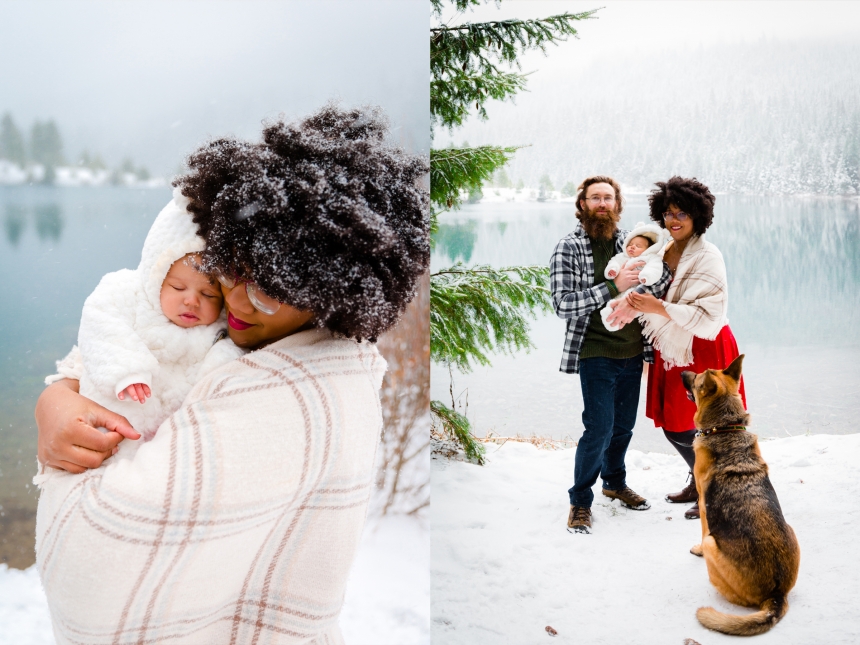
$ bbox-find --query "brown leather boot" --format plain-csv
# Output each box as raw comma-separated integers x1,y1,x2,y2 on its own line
567,505,592,534
684,501,700,520
666,473,698,504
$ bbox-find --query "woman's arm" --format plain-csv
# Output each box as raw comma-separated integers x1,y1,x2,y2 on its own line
35,379,140,474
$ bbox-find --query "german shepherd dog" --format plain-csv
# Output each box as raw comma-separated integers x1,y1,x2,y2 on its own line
681,355,800,636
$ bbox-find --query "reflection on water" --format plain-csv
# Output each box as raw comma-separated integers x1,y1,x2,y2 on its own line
3,196,66,246
430,196,860,452
3,203,27,246
435,221,477,263
0,185,172,568
34,203,64,241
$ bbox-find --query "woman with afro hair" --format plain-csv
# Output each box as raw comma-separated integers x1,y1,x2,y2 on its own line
625,176,745,521
33,103,428,644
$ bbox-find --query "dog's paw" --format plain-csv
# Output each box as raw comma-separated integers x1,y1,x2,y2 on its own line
690,544,703,557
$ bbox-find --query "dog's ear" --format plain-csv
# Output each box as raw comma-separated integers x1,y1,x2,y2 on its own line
701,371,718,398
723,354,744,383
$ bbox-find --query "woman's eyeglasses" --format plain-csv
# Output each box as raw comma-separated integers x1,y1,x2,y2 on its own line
215,271,281,315
662,211,690,222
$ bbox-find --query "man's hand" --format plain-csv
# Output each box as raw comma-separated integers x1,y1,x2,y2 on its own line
614,261,645,290
118,383,151,404
606,298,638,328
36,380,141,474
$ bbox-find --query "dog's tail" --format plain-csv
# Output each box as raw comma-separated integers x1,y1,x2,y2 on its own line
696,596,788,636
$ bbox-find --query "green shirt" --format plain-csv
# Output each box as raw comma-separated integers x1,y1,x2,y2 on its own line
580,236,644,360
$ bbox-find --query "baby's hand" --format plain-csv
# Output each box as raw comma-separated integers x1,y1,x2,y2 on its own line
607,269,618,278
640,275,647,284
118,383,151,404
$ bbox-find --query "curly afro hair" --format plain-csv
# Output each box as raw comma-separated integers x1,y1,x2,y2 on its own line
173,103,430,342
647,176,715,236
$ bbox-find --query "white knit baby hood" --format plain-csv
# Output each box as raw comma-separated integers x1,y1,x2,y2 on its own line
622,221,669,259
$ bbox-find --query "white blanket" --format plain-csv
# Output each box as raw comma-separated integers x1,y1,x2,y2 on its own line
639,234,728,368
36,329,385,645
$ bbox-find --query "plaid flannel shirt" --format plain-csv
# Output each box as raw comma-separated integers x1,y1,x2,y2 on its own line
550,223,672,374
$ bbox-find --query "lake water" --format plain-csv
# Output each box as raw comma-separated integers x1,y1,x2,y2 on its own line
430,195,860,455
0,185,172,567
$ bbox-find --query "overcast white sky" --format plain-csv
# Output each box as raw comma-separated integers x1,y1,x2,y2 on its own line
0,0,427,174
434,1,860,90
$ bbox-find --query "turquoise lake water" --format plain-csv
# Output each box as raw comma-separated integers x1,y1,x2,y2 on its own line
430,195,860,452
0,186,172,566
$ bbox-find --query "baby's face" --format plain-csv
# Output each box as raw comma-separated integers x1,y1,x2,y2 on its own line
626,236,650,258
160,254,223,328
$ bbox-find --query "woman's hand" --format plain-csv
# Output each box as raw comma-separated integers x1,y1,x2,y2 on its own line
627,291,670,318
36,379,140,474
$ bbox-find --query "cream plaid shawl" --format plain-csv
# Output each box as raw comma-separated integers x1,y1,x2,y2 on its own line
639,234,728,368
36,329,385,645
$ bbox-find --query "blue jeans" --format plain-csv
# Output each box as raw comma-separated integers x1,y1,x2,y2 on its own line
568,354,643,508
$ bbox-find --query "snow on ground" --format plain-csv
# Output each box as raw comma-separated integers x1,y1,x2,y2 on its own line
342,515,430,644
432,433,860,644
0,514,429,645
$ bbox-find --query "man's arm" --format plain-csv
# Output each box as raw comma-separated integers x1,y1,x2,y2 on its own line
35,379,139,474
550,238,611,319
641,263,672,298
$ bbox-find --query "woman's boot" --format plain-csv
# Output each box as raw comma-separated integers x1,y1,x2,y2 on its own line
684,500,700,520
666,472,698,504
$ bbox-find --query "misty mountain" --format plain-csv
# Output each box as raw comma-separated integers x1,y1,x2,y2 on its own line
442,40,860,195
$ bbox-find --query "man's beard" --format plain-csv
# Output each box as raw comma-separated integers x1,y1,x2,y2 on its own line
578,203,620,240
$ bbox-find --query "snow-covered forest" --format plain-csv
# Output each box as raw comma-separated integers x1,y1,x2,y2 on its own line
0,113,159,187
444,40,860,195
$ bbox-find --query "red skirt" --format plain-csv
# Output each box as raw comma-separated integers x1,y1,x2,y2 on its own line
646,325,747,432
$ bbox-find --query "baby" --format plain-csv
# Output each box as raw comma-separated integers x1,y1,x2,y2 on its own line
600,221,668,332
45,188,245,449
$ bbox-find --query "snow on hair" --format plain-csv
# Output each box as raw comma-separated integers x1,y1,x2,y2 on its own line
174,102,430,342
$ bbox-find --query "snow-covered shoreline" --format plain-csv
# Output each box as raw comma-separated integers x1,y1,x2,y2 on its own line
1,514,429,645
0,160,166,188
432,432,860,644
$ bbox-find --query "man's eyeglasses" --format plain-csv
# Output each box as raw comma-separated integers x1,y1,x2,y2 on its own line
215,271,281,315
662,210,690,222
586,196,615,205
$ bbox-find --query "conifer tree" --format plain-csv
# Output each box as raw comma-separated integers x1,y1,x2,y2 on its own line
0,113,27,166
30,120,65,173
430,0,597,462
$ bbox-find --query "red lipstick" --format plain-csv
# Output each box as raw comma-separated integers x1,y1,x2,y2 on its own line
228,312,254,330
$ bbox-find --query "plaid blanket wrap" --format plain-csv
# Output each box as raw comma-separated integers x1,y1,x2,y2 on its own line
640,234,729,368
36,329,385,645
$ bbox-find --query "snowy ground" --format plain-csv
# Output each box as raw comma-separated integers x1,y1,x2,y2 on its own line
0,514,429,645
432,433,860,644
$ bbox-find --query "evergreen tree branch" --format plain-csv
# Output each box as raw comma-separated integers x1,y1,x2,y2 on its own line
431,10,599,128
431,70,529,129
431,0,486,18
431,400,485,464
430,264,552,372
431,145,519,210
431,12,599,75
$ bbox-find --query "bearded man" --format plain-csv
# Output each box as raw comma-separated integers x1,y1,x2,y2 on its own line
550,175,672,533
